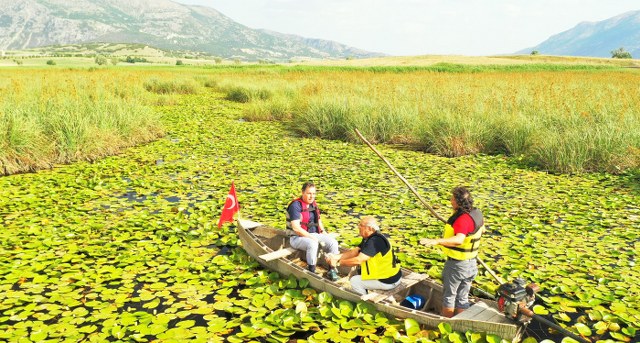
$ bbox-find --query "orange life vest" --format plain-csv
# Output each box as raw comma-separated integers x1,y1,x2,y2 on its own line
286,198,322,233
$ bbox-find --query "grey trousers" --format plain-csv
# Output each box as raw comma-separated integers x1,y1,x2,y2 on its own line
290,233,339,267
442,257,477,309
349,275,402,295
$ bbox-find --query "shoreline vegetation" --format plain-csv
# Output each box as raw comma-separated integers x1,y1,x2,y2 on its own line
215,63,640,175
0,69,165,175
1,61,639,176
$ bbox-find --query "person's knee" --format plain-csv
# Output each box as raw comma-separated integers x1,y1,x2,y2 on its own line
328,239,339,254
307,240,319,253
349,275,366,295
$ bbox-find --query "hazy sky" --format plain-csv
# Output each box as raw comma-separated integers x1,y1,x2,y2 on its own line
172,0,639,56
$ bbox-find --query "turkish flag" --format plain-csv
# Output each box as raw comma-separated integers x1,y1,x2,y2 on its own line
217,182,240,228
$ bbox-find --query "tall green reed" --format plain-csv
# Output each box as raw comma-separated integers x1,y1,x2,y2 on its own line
210,67,640,174
0,70,163,175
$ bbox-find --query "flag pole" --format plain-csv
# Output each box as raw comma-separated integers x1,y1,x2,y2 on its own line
234,181,242,220
218,181,241,228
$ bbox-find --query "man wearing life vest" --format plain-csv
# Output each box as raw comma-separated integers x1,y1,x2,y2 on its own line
286,182,340,281
420,187,484,318
328,216,402,295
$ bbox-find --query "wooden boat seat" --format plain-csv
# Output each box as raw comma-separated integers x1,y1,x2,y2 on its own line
360,272,428,303
453,301,504,322
258,247,298,262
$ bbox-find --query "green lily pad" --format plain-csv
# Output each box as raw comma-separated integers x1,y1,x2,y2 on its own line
404,318,420,336
533,305,549,315
574,323,592,336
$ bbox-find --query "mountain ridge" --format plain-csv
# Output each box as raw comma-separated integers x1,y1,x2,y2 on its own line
0,0,383,60
2,1,638,60
518,10,640,58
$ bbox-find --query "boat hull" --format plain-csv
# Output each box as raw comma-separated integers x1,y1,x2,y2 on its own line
237,219,523,342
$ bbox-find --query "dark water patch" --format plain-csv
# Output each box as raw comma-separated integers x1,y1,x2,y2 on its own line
214,309,233,320
523,311,602,343
11,278,32,291
164,195,181,203
288,330,315,340
120,191,158,203
167,313,209,329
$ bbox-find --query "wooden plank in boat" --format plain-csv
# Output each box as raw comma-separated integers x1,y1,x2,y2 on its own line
238,219,262,229
361,292,393,303
454,301,501,321
476,307,507,323
404,272,428,282
392,273,427,293
258,247,297,262
453,302,488,319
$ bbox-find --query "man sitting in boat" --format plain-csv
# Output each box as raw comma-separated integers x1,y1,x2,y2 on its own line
286,182,340,281
420,186,484,318
327,216,402,295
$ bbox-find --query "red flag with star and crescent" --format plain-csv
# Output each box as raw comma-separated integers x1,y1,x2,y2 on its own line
217,182,240,228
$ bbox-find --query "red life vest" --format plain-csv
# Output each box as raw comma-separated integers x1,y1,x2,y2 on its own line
286,198,322,233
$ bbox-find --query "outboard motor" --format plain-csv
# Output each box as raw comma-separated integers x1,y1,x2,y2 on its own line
497,278,539,323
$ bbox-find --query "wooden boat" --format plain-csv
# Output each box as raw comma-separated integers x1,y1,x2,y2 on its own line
237,219,524,342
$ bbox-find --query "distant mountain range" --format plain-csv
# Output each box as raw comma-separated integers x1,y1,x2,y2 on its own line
0,0,383,61
518,10,640,58
1,1,638,60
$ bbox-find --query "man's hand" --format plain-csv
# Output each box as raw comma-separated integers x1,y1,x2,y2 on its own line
325,253,340,266
420,238,438,247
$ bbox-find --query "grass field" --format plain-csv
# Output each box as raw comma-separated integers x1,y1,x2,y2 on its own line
1,56,639,176
297,54,640,67
209,63,640,174
0,68,165,174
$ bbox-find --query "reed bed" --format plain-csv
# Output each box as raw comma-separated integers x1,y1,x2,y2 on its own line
3,64,638,175
212,66,640,174
0,69,165,175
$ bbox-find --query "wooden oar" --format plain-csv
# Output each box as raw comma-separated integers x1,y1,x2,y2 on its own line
354,128,504,285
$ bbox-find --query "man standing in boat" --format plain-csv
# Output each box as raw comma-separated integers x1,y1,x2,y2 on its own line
420,186,485,318
286,181,340,281
327,216,402,295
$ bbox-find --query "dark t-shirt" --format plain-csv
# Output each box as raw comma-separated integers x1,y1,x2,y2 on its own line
359,234,401,284
287,200,319,233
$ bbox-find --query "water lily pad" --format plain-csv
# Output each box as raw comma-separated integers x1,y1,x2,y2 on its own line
2,68,639,343
404,318,420,336
438,322,452,334
574,323,592,336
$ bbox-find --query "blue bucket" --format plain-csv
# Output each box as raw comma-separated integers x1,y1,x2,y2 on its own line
400,294,425,310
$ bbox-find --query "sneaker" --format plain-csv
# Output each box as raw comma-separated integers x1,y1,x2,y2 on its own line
327,268,339,282
307,265,316,273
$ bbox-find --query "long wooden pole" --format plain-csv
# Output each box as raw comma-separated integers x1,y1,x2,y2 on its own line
354,128,505,285
476,256,505,284
354,129,446,223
